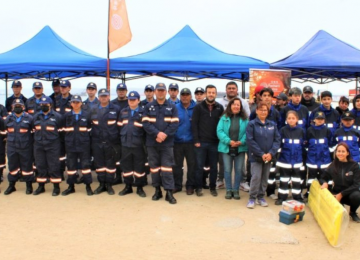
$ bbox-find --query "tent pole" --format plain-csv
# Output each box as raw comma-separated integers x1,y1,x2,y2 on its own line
122,72,126,84
241,73,245,99
5,74,8,99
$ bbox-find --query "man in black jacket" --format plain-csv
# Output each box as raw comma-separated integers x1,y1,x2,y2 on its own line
301,86,320,113
192,85,224,197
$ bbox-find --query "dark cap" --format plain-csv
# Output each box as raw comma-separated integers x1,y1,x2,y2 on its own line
71,95,82,102
321,91,332,99
128,91,140,100
314,111,325,120
116,83,127,90
289,87,302,96
12,80,22,88
169,83,179,90
155,83,166,90
33,82,43,89
12,98,25,106
39,96,52,104
144,84,154,91
98,88,110,96
195,87,205,93
180,88,191,95
342,112,354,120
276,92,288,101
303,86,313,93
52,79,60,86
60,80,71,88
87,82,97,89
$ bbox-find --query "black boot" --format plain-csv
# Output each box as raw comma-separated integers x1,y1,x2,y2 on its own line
4,182,16,195
118,184,133,196
136,186,146,198
113,168,123,185
52,183,60,196
26,182,33,195
106,183,115,195
61,184,75,196
152,187,163,201
165,190,177,204
94,182,106,195
86,184,94,196
350,212,360,223
33,183,45,195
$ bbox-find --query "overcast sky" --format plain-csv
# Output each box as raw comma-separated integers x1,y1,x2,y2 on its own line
1,0,359,98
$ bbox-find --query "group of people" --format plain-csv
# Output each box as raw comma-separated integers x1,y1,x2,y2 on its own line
0,79,360,222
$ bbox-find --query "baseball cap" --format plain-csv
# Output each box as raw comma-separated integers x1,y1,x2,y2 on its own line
180,88,191,95
254,85,265,95
116,83,127,90
98,88,110,96
314,111,325,120
128,91,140,100
33,82,43,89
71,95,82,102
12,81,22,88
303,86,313,93
276,92,288,101
144,84,154,91
321,91,332,99
155,83,166,90
342,112,354,120
52,79,60,86
12,98,25,106
289,87,302,96
169,83,179,90
39,96,52,104
60,80,71,88
194,87,205,93
87,82,97,89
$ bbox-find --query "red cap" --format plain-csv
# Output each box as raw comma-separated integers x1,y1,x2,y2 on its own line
254,85,265,95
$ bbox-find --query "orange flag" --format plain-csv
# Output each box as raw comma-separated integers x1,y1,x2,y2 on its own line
108,0,132,53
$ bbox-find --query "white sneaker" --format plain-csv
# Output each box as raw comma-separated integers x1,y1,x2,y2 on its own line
269,194,278,200
216,180,225,189
240,182,250,192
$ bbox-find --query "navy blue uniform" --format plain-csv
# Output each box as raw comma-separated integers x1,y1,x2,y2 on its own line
280,102,309,131
25,95,45,116
350,109,360,131
142,100,179,190
33,110,63,183
0,105,7,175
83,97,100,111
334,126,360,163
62,110,92,185
6,94,27,112
309,105,340,136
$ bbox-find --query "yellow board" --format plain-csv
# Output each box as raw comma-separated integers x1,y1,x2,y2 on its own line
308,180,349,247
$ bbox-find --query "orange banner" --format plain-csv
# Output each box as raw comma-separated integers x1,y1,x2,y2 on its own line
108,0,132,53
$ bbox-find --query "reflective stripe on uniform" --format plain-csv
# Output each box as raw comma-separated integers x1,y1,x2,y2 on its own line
50,178,62,183
134,172,145,177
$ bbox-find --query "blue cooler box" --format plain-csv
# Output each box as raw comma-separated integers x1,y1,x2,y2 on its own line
279,210,305,225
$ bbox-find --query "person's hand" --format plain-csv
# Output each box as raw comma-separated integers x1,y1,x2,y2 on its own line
236,141,242,146
262,154,267,162
194,143,200,147
157,132,167,141
321,183,329,189
156,137,163,143
230,140,237,147
265,153,272,161
334,193,343,202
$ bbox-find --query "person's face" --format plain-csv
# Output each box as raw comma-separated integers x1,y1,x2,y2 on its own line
342,119,354,128
302,91,313,101
117,89,127,98
12,105,25,113
180,93,192,106
321,96,332,108
195,92,205,102
231,100,241,114
128,99,140,110
144,89,154,100
276,99,286,106
52,85,60,94
40,103,51,111
168,88,179,99
256,105,268,120
355,99,360,110
286,113,298,127
336,145,349,162
71,101,82,110
33,87,43,96
206,88,217,102
155,89,166,101
60,86,70,95
99,95,110,105
86,87,97,98
314,118,325,126
261,92,272,106
12,86,22,96
339,101,349,111
291,94,301,105
226,84,238,99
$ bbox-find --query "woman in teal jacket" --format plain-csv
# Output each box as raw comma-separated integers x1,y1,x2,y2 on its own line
217,97,248,200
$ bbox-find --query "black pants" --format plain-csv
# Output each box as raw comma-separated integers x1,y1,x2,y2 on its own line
307,168,325,195
7,145,34,182
66,149,92,185
92,142,118,183
341,191,360,213
121,146,147,186
173,143,196,190
278,167,302,201
0,139,5,172
34,142,61,183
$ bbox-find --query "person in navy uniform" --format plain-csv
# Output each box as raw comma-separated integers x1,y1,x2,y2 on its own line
49,79,61,107
0,103,7,188
5,80,27,113
32,96,63,196
91,88,121,195
61,95,93,196
140,84,155,109
167,83,180,105
83,82,99,110
118,91,147,197
3,99,34,195
25,82,46,116
142,83,179,204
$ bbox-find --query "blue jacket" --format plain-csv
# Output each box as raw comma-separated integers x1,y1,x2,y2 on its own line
334,126,360,162
62,110,91,151
280,101,309,131
32,110,63,145
217,115,248,153
276,125,305,168
174,100,196,143
118,106,146,147
25,95,45,116
306,124,332,168
246,117,281,162
350,108,360,130
309,105,340,136
5,112,33,150
250,105,281,129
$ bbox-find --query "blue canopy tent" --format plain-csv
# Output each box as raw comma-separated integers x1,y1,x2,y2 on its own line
110,25,269,96
271,30,360,85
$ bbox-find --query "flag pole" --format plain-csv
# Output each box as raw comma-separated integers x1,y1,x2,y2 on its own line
106,0,111,91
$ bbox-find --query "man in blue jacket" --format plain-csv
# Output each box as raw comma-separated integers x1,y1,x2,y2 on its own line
173,88,197,195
